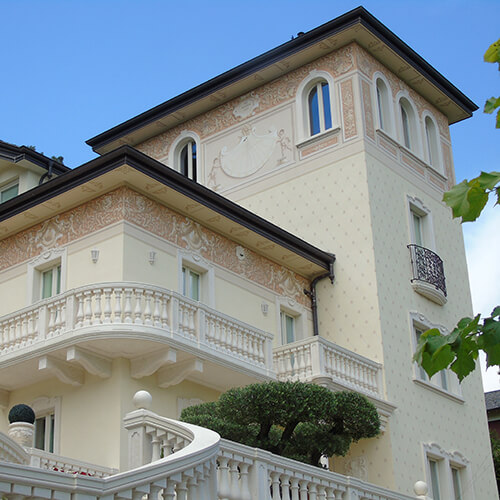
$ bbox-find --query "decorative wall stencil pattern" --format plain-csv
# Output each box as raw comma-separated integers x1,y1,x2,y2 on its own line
361,80,375,140
300,135,338,158
341,79,357,139
136,44,358,163
0,187,310,306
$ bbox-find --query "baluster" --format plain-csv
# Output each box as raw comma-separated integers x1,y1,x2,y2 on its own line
114,288,123,323
258,338,265,365
133,288,143,324
149,484,162,500
281,475,291,500
214,318,221,347
290,478,300,500
20,314,28,346
317,485,326,500
122,288,132,324
217,456,231,499
151,431,161,461
189,308,195,334
176,480,188,500
163,482,176,500
99,288,111,324
161,294,169,328
54,301,62,334
93,289,102,325
83,291,93,326
187,475,198,498
270,472,282,500
219,321,226,348
285,351,293,378
239,463,252,500
132,489,144,500
197,471,207,500
309,483,318,500
297,347,306,379
325,487,336,500
143,290,152,326
152,292,161,327
75,293,84,328
229,459,241,499
47,305,56,336
299,480,309,500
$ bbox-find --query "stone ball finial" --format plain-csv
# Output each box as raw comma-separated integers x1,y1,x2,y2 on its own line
133,390,152,410
8,404,35,424
414,481,428,496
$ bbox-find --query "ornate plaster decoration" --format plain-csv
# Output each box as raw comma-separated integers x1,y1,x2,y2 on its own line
179,220,209,253
332,45,354,75
361,79,375,140
344,456,368,480
341,79,357,139
233,95,260,119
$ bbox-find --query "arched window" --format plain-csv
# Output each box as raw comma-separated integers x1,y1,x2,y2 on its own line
307,81,332,136
399,97,417,152
178,139,197,181
424,116,441,171
375,77,392,134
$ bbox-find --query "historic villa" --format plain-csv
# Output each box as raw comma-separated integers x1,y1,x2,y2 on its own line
0,7,495,500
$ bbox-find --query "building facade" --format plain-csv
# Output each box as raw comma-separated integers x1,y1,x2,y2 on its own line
0,7,496,500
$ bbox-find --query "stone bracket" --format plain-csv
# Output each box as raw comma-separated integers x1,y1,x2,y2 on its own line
131,348,177,379
39,356,84,387
66,346,112,378
157,358,203,388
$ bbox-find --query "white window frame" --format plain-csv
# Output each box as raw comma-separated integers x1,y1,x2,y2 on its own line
177,250,215,308
0,179,19,203
423,443,472,500
276,296,308,346
168,131,201,182
27,247,67,304
422,111,444,175
31,396,61,454
410,312,462,399
373,73,395,136
396,93,421,156
407,195,436,251
296,70,339,143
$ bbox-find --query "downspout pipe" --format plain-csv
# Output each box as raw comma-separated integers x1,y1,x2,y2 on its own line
304,254,335,336
39,160,54,185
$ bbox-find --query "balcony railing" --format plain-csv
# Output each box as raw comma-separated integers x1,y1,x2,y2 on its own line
274,336,382,398
408,244,446,297
0,282,273,377
0,393,427,500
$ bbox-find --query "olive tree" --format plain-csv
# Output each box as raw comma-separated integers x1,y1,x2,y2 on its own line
181,381,380,467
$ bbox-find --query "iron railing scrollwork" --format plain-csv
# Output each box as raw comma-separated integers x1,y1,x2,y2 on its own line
407,244,447,297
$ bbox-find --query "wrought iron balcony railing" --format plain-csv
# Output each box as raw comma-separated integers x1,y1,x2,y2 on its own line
407,244,446,297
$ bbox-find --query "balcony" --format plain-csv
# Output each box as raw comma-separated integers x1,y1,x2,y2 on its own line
407,244,447,305
0,392,427,500
274,336,394,427
0,282,273,390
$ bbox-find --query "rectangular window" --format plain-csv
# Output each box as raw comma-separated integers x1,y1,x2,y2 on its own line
0,182,19,203
451,467,462,500
281,312,295,344
41,265,61,299
182,266,200,301
34,413,55,452
412,212,423,247
429,459,441,500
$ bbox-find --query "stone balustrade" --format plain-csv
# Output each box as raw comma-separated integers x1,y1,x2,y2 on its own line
0,282,273,377
0,391,428,500
274,336,382,398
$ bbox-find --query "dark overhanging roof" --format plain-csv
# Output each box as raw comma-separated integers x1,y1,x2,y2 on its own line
86,6,478,152
0,145,335,275
0,140,70,175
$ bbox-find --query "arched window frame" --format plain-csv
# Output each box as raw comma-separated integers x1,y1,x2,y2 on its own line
296,70,338,142
168,131,201,182
372,72,394,136
422,112,444,175
396,93,421,155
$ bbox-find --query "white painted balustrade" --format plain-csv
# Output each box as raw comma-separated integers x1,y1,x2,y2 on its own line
0,392,428,500
0,282,273,375
274,336,382,398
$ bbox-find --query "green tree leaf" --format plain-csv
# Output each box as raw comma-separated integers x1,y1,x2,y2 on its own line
484,97,500,114
443,180,472,219
484,39,500,66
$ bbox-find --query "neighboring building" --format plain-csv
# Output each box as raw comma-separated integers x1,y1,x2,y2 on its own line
0,7,496,500
486,390,500,437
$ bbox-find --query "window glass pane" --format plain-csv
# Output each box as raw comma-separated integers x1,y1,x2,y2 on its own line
182,267,188,296
281,312,295,344
180,144,189,177
401,104,411,149
49,414,55,453
415,329,428,380
42,269,53,299
35,417,46,450
429,459,441,500
412,213,423,246
56,265,61,294
452,467,462,500
426,121,434,165
321,82,332,130
191,142,197,182
308,86,320,135
377,84,384,130
1,183,19,202
190,270,200,301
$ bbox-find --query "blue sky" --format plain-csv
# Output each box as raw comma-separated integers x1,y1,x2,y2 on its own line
1,1,498,388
